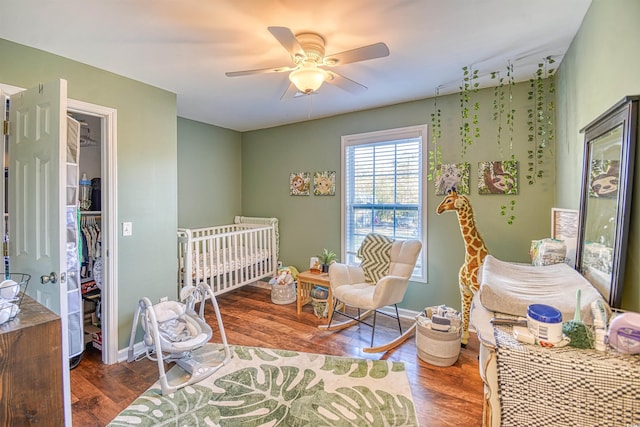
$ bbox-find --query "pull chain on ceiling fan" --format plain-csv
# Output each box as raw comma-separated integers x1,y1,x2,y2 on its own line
225,26,390,98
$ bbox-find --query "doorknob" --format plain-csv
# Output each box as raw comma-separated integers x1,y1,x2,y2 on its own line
40,272,58,284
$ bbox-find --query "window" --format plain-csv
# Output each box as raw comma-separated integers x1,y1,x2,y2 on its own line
341,125,427,281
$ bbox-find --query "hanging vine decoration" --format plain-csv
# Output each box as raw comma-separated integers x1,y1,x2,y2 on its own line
490,70,505,157
459,65,480,156
493,62,518,224
499,155,518,224
506,61,516,152
428,86,443,181
527,56,556,184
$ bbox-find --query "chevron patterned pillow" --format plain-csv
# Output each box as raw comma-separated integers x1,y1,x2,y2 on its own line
357,233,394,284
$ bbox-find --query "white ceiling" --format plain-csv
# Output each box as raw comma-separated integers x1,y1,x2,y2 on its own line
0,0,592,132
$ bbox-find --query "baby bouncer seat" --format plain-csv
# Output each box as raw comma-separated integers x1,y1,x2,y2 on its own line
127,282,231,395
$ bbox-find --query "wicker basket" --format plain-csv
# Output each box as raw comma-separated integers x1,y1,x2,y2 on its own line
415,311,461,367
0,273,31,325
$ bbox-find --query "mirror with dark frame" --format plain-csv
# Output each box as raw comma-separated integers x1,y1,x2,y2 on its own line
576,96,638,308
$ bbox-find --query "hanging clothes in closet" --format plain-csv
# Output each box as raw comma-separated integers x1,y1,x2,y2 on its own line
80,214,102,294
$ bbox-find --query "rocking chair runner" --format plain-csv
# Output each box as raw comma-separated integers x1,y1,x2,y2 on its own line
321,236,422,353
127,282,231,395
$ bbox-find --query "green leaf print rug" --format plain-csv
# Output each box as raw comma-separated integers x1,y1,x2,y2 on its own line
109,345,419,426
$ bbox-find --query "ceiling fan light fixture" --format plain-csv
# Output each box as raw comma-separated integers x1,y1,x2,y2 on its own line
289,66,327,94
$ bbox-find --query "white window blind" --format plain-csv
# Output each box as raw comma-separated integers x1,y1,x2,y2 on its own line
341,125,427,281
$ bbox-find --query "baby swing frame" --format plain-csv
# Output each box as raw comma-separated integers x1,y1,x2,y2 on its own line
127,282,231,395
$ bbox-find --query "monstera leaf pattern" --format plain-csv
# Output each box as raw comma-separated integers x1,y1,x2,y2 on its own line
109,346,418,426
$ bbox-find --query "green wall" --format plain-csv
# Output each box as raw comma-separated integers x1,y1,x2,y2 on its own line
556,0,640,311
177,117,242,228
0,38,178,349
3,0,637,353
242,81,555,312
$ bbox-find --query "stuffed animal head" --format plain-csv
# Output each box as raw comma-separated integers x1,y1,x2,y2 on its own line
436,188,469,214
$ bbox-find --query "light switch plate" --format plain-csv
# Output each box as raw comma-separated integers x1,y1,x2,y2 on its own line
122,222,133,236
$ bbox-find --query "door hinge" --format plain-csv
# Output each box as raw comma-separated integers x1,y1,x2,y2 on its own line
2,120,8,136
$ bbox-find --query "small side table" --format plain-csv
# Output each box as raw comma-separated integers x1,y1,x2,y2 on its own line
296,270,333,319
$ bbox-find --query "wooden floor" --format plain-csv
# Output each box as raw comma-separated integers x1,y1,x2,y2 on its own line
71,285,484,426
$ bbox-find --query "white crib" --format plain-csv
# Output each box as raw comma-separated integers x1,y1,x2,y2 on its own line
178,216,279,296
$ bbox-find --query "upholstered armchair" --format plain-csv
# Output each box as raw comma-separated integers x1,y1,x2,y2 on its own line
325,234,422,351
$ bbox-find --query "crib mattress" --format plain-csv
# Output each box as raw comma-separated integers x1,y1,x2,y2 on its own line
186,248,272,279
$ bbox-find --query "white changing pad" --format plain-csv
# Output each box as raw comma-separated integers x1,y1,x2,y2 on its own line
478,255,608,325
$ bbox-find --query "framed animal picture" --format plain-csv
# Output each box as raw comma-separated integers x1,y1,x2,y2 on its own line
478,160,519,195
289,172,310,196
589,159,619,198
434,162,470,195
313,171,336,196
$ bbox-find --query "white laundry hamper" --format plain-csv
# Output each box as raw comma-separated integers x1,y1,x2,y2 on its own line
416,311,462,367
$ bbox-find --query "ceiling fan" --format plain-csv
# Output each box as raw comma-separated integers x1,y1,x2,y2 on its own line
225,26,390,98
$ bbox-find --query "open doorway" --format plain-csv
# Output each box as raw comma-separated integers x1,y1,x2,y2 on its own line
2,83,118,365
67,100,118,365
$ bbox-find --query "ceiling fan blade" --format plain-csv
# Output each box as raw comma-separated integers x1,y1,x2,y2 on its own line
225,66,295,77
325,71,368,95
280,82,301,100
268,26,305,58
324,42,390,66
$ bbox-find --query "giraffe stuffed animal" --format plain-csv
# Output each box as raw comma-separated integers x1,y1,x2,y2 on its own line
436,188,489,346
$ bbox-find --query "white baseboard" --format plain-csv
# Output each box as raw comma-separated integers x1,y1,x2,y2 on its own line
378,306,420,321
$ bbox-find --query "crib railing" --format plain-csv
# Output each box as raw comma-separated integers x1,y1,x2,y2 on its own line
178,222,277,296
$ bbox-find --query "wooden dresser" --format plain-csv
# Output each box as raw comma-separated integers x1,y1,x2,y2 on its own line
0,295,64,425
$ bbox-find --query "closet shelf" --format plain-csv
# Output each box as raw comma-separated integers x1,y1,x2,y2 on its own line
81,211,101,216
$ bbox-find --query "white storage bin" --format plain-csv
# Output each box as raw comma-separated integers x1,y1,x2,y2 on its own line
271,281,296,305
416,311,462,367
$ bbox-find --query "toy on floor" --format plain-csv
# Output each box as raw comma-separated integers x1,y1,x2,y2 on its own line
436,188,489,346
269,266,297,287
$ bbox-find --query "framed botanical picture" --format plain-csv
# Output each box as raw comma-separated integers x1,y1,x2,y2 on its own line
478,160,519,195
313,171,335,196
434,162,470,195
289,172,310,196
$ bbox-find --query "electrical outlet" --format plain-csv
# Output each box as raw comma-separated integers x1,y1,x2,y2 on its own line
122,222,133,236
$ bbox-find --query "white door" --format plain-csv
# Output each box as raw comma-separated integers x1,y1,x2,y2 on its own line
8,79,72,426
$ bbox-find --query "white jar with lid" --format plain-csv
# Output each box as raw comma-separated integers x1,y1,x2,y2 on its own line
527,304,563,344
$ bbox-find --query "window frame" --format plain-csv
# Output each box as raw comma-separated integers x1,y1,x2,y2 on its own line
340,124,428,282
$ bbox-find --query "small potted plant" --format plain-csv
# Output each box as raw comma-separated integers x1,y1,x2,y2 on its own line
318,248,337,273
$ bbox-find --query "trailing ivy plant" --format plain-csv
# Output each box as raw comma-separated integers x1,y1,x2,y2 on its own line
491,70,505,157
500,198,517,225
459,65,480,156
428,86,443,181
505,61,516,153
492,62,518,224
527,56,555,184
